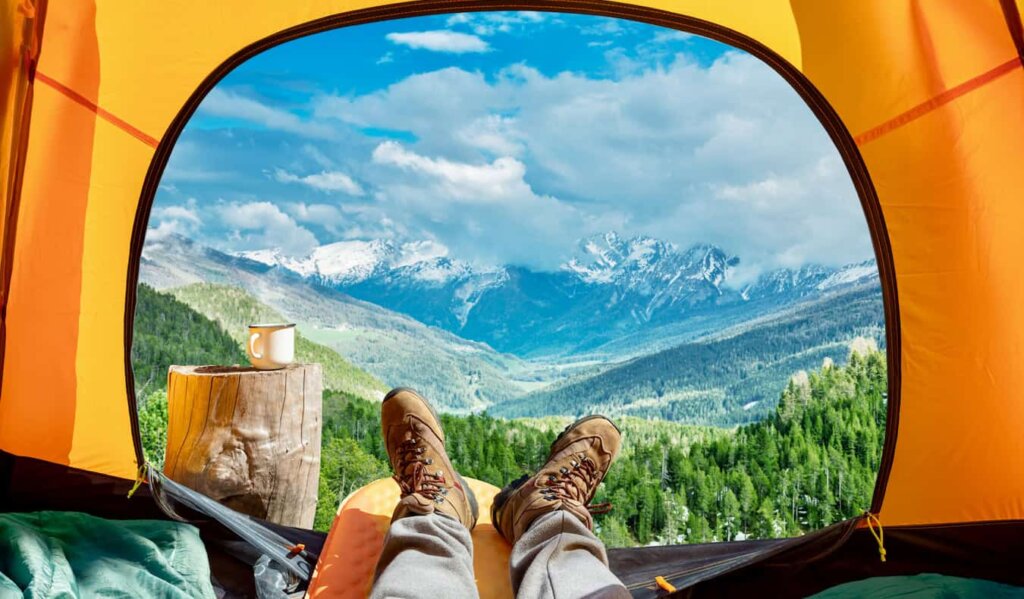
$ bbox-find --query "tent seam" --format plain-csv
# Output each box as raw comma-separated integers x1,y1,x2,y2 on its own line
33,70,159,148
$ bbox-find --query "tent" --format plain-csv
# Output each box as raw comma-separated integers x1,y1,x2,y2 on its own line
1,0,1023,596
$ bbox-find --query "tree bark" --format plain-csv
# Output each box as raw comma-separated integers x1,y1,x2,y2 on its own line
164,364,322,528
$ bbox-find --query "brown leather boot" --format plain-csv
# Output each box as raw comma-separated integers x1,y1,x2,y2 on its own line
492,415,621,544
381,388,478,530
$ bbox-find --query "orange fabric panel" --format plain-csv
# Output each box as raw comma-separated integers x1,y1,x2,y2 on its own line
70,113,153,478
868,67,1024,525
0,0,98,466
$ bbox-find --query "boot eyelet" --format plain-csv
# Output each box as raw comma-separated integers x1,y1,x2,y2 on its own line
425,458,433,465
559,467,569,474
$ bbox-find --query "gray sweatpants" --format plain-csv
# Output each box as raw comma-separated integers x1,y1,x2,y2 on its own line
372,511,631,599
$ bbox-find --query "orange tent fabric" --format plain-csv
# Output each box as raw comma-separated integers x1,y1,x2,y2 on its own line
1,0,1022,536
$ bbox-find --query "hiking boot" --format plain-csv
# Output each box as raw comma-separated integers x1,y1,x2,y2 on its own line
492,415,621,544
381,388,478,530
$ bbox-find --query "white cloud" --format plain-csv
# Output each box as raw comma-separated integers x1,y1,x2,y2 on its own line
454,115,523,156
314,52,869,273
273,168,364,195
149,199,202,240
385,30,490,53
445,11,546,36
367,141,601,267
216,201,319,257
372,141,533,203
579,19,628,36
147,219,191,242
153,204,201,226
199,89,334,139
287,203,345,227
651,30,694,44
376,52,394,64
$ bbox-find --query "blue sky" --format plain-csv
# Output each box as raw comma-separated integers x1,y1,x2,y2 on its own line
152,11,871,281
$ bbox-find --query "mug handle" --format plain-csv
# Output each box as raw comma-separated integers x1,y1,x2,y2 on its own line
249,332,263,359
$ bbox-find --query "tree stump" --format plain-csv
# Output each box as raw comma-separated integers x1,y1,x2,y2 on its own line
164,364,322,528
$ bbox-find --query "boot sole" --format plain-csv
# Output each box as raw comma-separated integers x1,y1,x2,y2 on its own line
383,387,479,527
491,414,621,532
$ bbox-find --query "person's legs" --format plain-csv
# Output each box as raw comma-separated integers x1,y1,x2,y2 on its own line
371,513,478,599
493,415,630,599
509,511,630,599
370,388,480,599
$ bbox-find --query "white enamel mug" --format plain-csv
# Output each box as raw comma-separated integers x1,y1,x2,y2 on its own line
247,323,295,370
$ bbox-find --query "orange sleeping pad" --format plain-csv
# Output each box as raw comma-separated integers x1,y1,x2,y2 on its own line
307,477,513,598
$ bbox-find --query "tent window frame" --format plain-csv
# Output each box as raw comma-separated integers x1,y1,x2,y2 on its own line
124,0,902,523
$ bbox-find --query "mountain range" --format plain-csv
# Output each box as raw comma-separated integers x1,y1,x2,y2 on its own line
140,231,883,422
238,231,878,358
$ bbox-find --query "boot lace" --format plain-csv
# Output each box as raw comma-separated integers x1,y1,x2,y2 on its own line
394,436,448,503
542,454,612,514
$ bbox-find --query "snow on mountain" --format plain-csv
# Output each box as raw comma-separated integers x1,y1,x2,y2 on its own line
565,233,738,307
566,232,675,285
817,260,877,291
236,239,477,286
233,230,878,355
741,264,832,299
741,259,877,301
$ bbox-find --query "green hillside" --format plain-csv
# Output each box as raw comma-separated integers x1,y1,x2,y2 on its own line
168,282,388,399
493,286,885,425
592,348,886,545
131,283,247,395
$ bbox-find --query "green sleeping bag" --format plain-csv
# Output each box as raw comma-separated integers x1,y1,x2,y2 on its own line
811,573,1024,599
0,511,215,599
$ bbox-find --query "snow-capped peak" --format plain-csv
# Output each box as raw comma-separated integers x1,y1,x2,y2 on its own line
740,259,878,302
565,232,679,284
562,232,740,319
235,238,475,285
816,260,878,291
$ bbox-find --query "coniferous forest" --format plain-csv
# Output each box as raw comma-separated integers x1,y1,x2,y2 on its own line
134,284,886,546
